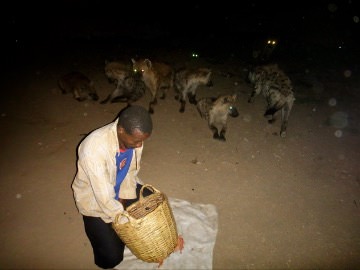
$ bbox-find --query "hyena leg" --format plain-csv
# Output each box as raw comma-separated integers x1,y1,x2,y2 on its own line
265,112,276,124
148,96,157,114
248,89,259,103
248,85,261,103
179,91,187,113
218,127,227,141
148,88,158,114
187,86,197,105
210,125,220,140
179,100,186,113
159,86,167,99
280,99,294,138
265,98,282,124
210,125,226,141
187,92,197,105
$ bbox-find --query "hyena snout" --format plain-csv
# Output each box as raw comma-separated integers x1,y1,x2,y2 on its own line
229,106,239,118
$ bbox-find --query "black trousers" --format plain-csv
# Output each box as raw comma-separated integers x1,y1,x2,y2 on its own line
83,184,153,269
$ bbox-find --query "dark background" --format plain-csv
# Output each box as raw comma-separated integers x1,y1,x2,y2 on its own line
2,1,359,70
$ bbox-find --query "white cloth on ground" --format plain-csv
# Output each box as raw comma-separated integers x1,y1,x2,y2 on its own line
115,197,218,270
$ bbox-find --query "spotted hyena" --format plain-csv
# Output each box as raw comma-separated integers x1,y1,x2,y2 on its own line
100,73,146,105
174,67,213,113
197,94,239,141
58,71,99,101
131,58,174,114
248,63,295,137
104,60,133,93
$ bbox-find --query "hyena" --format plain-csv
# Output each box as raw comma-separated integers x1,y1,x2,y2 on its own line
100,73,146,105
104,60,133,94
197,94,239,141
174,67,213,113
131,58,174,114
248,63,295,137
58,71,99,101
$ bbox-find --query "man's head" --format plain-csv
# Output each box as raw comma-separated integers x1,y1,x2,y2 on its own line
117,105,153,149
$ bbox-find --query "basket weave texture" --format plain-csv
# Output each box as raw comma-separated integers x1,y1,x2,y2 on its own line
112,184,178,263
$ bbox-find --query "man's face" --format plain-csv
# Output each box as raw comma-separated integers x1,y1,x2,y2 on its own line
118,127,151,150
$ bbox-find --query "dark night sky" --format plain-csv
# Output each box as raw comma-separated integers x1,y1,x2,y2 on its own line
2,1,359,56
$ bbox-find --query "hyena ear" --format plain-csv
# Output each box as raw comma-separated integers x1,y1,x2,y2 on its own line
144,59,152,68
105,59,109,65
131,58,136,64
232,94,237,100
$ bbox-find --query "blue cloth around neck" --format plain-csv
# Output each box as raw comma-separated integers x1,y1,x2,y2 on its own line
114,149,133,200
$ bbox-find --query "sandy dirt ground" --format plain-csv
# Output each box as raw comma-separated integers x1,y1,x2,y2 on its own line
1,41,360,269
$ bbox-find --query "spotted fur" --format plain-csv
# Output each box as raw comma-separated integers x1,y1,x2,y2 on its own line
58,71,99,102
248,63,295,137
197,94,239,141
131,58,174,114
100,73,146,105
174,67,213,113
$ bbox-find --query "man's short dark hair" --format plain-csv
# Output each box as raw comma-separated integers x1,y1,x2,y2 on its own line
117,105,153,135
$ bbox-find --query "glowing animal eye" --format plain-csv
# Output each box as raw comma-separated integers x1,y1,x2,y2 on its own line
272,41,276,45
192,53,199,58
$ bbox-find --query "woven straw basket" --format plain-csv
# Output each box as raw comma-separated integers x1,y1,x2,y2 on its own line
112,184,178,263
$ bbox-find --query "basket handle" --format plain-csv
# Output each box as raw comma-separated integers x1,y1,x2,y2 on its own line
139,184,160,202
114,211,132,224
115,211,144,228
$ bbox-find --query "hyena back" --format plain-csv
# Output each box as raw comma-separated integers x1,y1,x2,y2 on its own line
131,58,174,114
58,71,99,101
174,67,213,113
248,63,295,137
197,94,239,141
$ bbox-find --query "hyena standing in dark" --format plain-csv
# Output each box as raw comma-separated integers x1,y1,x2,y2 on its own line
174,67,213,113
131,58,174,114
100,73,146,105
102,60,133,101
197,94,239,141
248,63,295,137
58,71,99,101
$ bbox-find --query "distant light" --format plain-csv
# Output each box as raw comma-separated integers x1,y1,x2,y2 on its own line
344,70,352,78
328,98,337,106
334,130,343,138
